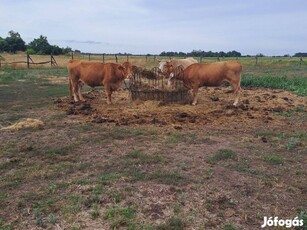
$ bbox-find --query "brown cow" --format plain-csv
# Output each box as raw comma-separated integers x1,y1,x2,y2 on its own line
168,61,242,106
67,60,132,104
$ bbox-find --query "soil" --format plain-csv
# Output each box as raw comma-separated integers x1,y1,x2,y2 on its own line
1,85,306,230
54,86,306,130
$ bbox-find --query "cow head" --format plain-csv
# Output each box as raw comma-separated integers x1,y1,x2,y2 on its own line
121,62,133,79
167,65,184,86
159,61,175,78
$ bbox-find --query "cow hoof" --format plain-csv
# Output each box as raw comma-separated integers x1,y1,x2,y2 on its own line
192,102,197,106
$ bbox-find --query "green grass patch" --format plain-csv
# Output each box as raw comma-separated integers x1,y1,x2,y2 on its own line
0,159,21,171
98,172,123,185
156,217,184,230
90,203,100,219
147,170,187,185
104,206,136,229
61,195,83,214
286,137,303,150
125,149,164,164
0,67,68,111
263,155,284,165
241,75,307,96
105,127,159,141
164,131,207,144
223,224,238,230
44,146,72,155
283,106,306,117
255,130,306,151
207,149,237,164
0,66,67,82
297,210,307,230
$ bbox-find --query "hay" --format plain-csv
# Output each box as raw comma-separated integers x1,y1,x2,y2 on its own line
1,118,44,131
129,69,189,103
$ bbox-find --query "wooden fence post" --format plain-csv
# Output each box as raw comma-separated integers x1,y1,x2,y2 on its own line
115,55,118,63
154,55,156,62
50,55,57,66
71,52,74,60
300,57,303,67
255,56,258,65
27,54,30,69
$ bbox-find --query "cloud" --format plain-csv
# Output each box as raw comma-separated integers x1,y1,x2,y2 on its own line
63,40,102,45
1,0,307,55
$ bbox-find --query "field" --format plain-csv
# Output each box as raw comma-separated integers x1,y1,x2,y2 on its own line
0,55,306,230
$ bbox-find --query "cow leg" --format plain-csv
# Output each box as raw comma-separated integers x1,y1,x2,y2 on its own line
191,87,199,105
231,80,241,106
78,81,85,101
68,77,73,100
105,87,113,104
72,80,80,102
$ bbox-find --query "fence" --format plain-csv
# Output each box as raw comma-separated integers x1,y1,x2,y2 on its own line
71,53,160,63
0,53,304,69
0,54,57,68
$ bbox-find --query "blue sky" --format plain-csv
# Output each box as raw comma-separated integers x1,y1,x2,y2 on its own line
1,0,307,55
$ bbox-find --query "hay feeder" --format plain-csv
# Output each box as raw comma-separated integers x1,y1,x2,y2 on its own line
128,67,190,103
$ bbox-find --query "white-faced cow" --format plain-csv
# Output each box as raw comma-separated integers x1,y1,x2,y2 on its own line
67,60,132,104
158,57,198,77
168,61,242,106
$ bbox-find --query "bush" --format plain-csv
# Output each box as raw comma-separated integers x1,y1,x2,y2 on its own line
26,48,36,55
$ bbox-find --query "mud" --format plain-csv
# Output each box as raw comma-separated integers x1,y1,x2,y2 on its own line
54,87,306,130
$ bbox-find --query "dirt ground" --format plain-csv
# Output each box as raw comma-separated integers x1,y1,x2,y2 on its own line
55,86,306,130
1,83,306,229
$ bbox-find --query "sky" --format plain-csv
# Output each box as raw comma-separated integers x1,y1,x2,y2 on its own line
1,0,307,56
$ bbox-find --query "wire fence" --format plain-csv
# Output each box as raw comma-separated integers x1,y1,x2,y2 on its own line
0,53,305,69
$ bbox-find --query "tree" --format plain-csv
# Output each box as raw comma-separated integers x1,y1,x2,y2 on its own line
27,35,73,55
28,35,52,54
256,53,265,57
5,31,26,53
226,50,241,57
0,37,8,52
294,52,307,57
62,46,72,54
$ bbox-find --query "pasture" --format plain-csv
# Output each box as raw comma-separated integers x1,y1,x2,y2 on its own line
0,55,306,229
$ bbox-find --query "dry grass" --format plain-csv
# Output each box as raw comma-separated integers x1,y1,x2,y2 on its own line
0,56,306,229
0,118,44,131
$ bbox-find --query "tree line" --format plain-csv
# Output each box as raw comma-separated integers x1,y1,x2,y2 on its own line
160,50,242,57
0,31,72,55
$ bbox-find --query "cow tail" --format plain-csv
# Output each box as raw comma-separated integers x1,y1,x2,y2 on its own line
68,70,72,99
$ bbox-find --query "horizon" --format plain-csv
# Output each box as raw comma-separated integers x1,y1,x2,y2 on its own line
1,0,307,56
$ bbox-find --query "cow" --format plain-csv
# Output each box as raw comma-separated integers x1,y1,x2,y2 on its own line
67,60,132,104
158,57,198,77
168,61,242,106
